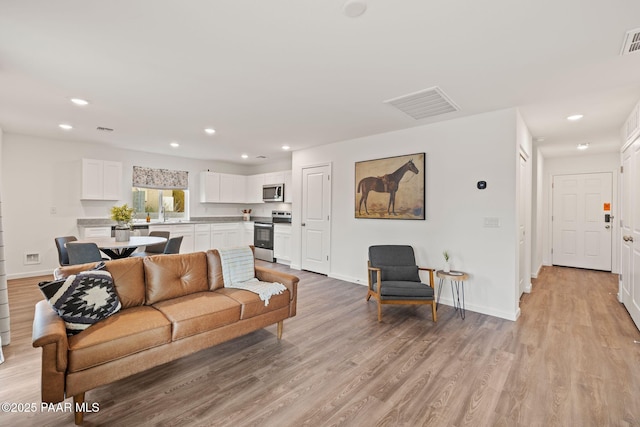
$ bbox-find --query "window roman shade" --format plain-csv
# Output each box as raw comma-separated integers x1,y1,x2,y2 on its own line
132,166,188,190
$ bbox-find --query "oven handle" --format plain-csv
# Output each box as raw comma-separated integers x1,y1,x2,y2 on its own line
254,223,273,228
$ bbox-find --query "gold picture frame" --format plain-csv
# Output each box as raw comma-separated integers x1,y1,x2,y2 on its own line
355,152,425,220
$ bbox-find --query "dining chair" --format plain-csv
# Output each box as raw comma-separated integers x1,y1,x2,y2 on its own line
163,236,183,254
132,231,171,257
66,242,104,265
55,236,77,266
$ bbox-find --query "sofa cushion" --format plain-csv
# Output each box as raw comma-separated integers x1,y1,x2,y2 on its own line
67,305,171,372
54,257,146,309
39,263,122,335
144,252,209,304
216,288,290,320
153,291,241,341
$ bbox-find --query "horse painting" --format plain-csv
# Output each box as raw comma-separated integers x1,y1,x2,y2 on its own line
356,157,421,216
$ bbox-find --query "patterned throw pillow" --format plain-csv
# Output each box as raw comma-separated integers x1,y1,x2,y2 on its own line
38,262,122,335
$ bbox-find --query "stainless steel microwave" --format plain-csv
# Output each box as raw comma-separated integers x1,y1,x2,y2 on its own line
263,183,284,202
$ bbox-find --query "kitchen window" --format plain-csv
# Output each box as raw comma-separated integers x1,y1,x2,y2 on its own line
131,166,189,221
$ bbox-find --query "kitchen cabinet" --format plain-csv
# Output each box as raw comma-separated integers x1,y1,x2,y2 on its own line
284,170,293,203
242,222,254,246
149,224,194,254
81,158,122,200
245,174,264,204
264,171,285,186
220,173,246,203
211,223,241,249
194,223,211,252
200,172,221,203
274,224,292,264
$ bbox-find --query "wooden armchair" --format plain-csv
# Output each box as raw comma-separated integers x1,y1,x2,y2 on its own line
366,245,436,322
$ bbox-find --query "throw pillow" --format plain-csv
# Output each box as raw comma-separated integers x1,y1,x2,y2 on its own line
379,265,421,282
38,262,122,335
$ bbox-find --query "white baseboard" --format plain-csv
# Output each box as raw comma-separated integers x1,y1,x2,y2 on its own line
328,272,366,286
8,269,52,280
436,297,519,321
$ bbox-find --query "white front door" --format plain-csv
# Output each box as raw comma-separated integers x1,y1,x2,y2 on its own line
552,173,612,271
301,164,331,274
621,140,640,330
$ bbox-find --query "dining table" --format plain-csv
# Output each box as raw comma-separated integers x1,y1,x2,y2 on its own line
74,236,168,259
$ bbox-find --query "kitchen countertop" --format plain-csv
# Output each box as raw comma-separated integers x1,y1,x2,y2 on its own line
77,216,270,227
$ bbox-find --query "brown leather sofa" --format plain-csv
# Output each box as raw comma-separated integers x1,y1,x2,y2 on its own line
32,249,299,425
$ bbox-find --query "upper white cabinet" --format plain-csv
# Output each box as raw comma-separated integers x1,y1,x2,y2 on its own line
219,173,246,203
200,170,291,204
200,172,221,203
246,174,264,204
81,158,122,200
284,170,292,203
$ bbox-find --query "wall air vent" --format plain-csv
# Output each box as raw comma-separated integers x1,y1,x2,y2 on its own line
621,28,640,55
97,126,114,132
384,86,459,120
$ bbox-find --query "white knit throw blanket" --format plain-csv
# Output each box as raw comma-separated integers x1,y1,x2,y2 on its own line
218,246,287,306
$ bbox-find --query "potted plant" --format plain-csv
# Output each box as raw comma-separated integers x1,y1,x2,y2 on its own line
110,204,134,241
443,250,450,273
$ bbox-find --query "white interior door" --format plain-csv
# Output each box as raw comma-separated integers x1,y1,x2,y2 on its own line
552,173,612,271
621,140,640,330
301,164,331,274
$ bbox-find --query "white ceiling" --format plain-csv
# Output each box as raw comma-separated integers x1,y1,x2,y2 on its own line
1,1,639,164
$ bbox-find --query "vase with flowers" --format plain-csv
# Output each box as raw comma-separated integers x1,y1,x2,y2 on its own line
111,204,134,242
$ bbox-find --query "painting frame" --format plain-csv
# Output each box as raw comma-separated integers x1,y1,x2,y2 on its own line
355,152,425,220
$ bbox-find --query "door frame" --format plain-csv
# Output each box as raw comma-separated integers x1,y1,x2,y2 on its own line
545,168,619,274
292,162,332,273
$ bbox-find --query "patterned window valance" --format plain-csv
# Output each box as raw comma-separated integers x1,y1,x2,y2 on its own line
132,166,189,190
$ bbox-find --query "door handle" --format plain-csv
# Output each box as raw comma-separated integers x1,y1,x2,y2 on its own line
623,235,634,242
605,225,611,229
301,223,306,227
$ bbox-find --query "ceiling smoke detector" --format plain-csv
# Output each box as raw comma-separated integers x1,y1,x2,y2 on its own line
384,86,459,120
621,28,640,55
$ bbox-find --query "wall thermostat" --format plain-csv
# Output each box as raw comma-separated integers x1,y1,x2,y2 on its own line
477,181,487,190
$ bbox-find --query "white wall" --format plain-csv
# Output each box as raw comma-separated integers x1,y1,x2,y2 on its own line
541,152,620,272
291,109,521,320
1,133,289,277
532,148,545,277
516,110,533,294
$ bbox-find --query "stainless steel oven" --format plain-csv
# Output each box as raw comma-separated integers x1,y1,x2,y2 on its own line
254,222,274,262
254,210,291,262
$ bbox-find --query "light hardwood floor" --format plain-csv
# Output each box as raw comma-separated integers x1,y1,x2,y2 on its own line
1,264,639,426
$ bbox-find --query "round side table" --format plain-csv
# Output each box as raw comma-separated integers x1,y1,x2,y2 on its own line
436,270,470,319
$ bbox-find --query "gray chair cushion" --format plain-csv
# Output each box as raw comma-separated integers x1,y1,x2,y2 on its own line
372,280,434,298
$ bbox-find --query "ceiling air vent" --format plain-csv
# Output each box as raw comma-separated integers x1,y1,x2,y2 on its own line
256,155,267,159
384,86,459,120
621,28,640,56
97,126,114,132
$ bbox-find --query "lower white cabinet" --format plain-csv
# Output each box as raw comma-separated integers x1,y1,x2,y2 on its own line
149,224,195,254
194,223,211,252
211,223,241,249
242,222,254,246
274,224,292,264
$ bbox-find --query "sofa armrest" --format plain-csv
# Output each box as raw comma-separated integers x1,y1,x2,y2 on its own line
32,300,68,403
255,266,299,317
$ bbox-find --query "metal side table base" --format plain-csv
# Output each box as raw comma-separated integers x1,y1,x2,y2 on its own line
436,270,470,320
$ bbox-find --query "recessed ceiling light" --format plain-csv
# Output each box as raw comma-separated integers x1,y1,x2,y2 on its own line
58,123,73,130
241,154,249,159
344,0,367,17
70,98,89,106
170,142,180,148
567,114,584,121
282,145,290,150
204,128,216,135
577,143,589,150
